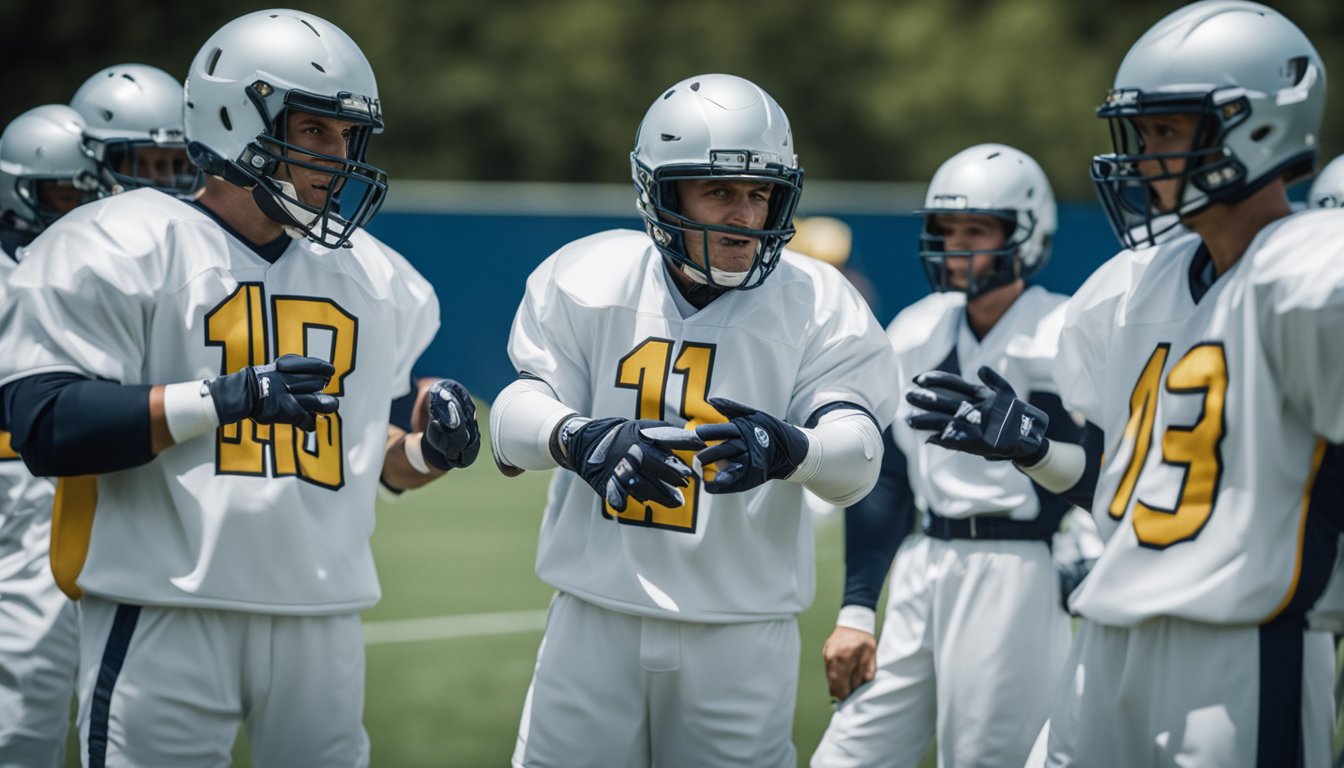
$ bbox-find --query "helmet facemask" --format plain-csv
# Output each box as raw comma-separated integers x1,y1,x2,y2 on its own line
917,210,1033,298
10,173,102,231
634,151,802,291
1091,89,1256,250
224,83,387,249
84,129,204,198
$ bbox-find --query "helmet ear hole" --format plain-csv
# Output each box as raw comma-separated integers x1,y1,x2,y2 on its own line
218,108,232,132
1250,125,1272,142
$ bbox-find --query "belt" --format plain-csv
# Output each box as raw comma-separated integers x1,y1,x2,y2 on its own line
922,509,1055,542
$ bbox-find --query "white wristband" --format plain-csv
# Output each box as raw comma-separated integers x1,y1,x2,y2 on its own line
162,381,221,444
836,605,877,636
403,432,434,475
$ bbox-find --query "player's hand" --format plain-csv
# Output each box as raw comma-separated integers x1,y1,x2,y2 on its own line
207,353,339,432
904,366,1049,464
420,379,481,470
693,397,809,494
822,625,877,701
557,417,706,512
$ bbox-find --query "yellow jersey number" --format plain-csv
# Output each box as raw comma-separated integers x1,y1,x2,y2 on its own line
605,338,724,532
1109,342,1228,548
204,283,356,490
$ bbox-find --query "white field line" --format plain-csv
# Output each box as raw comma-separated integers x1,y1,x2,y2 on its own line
363,609,548,646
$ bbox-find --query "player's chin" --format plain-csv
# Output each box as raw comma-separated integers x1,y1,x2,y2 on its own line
709,243,756,273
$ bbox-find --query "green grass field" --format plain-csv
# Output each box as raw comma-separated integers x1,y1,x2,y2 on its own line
60,422,1343,766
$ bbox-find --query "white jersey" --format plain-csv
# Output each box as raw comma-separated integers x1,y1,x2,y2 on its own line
0,254,56,540
889,286,1068,521
0,189,439,614
1054,210,1344,627
508,230,899,622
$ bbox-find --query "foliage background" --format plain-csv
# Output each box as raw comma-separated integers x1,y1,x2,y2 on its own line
5,0,1342,198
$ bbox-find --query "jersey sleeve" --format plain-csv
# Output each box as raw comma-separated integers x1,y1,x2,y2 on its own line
506,254,592,410
1052,277,1115,424
0,214,160,387
1261,259,1344,442
788,269,899,429
383,248,440,400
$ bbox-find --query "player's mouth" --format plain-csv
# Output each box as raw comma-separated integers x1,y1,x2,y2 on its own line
719,236,752,249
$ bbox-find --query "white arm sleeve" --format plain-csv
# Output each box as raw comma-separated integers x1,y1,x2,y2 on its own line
1016,440,1088,494
786,409,883,506
489,378,577,472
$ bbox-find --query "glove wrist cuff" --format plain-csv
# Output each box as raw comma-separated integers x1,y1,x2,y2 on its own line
549,415,592,469
163,381,222,444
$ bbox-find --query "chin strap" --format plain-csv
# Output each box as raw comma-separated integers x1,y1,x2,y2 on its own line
680,261,750,288
251,181,321,233
662,257,730,309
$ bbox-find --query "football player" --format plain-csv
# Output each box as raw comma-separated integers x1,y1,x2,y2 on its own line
70,62,203,199
905,2,1343,764
811,144,1096,767
490,73,899,767
0,103,99,768
0,10,479,766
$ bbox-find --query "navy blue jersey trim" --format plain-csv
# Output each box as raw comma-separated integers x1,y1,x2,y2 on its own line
1278,441,1344,617
1256,615,1306,768
187,200,290,263
88,604,142,768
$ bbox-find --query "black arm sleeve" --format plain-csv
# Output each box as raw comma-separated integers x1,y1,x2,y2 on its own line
1,373,155,477
841,429,915,611
1028,390,1104,512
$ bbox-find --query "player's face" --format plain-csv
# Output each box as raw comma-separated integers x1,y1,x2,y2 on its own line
675,179,773,274
932,213,1005,290
280,110,357,209
1131,113,1200,212
34,179,89,216
114,145,194,188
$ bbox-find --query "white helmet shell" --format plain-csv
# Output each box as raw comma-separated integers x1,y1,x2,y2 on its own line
0,104,100,231
1308,155,1344,209
921,143,1057,279
71,63,201,197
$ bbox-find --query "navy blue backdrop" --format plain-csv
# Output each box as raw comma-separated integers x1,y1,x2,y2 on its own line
364,203,1123,400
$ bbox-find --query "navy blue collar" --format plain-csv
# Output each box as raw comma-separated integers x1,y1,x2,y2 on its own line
189,200,292,264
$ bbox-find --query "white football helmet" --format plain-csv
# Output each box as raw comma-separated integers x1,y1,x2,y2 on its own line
0,104,101,233
1308,155,1344,208
1091,1,1326,249
71,63,203,198
631,74,803,290
184,9,386,248
916,143,1056,297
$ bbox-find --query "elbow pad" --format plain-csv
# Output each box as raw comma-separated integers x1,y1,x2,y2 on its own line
489,378,576,472
787,409,883,506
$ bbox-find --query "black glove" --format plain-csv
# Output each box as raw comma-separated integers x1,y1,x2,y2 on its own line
421,379,480,470
904,365,1048,464
556,416,706,512
206,354,339,432
693,397,809,494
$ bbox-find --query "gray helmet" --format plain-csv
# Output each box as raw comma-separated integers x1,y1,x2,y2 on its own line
916,143,1057,297
1308,155,1344,208
631,74,803,291
184,9,386,248
71,63,203,198
1091,1,1326,249
0,104,101,232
